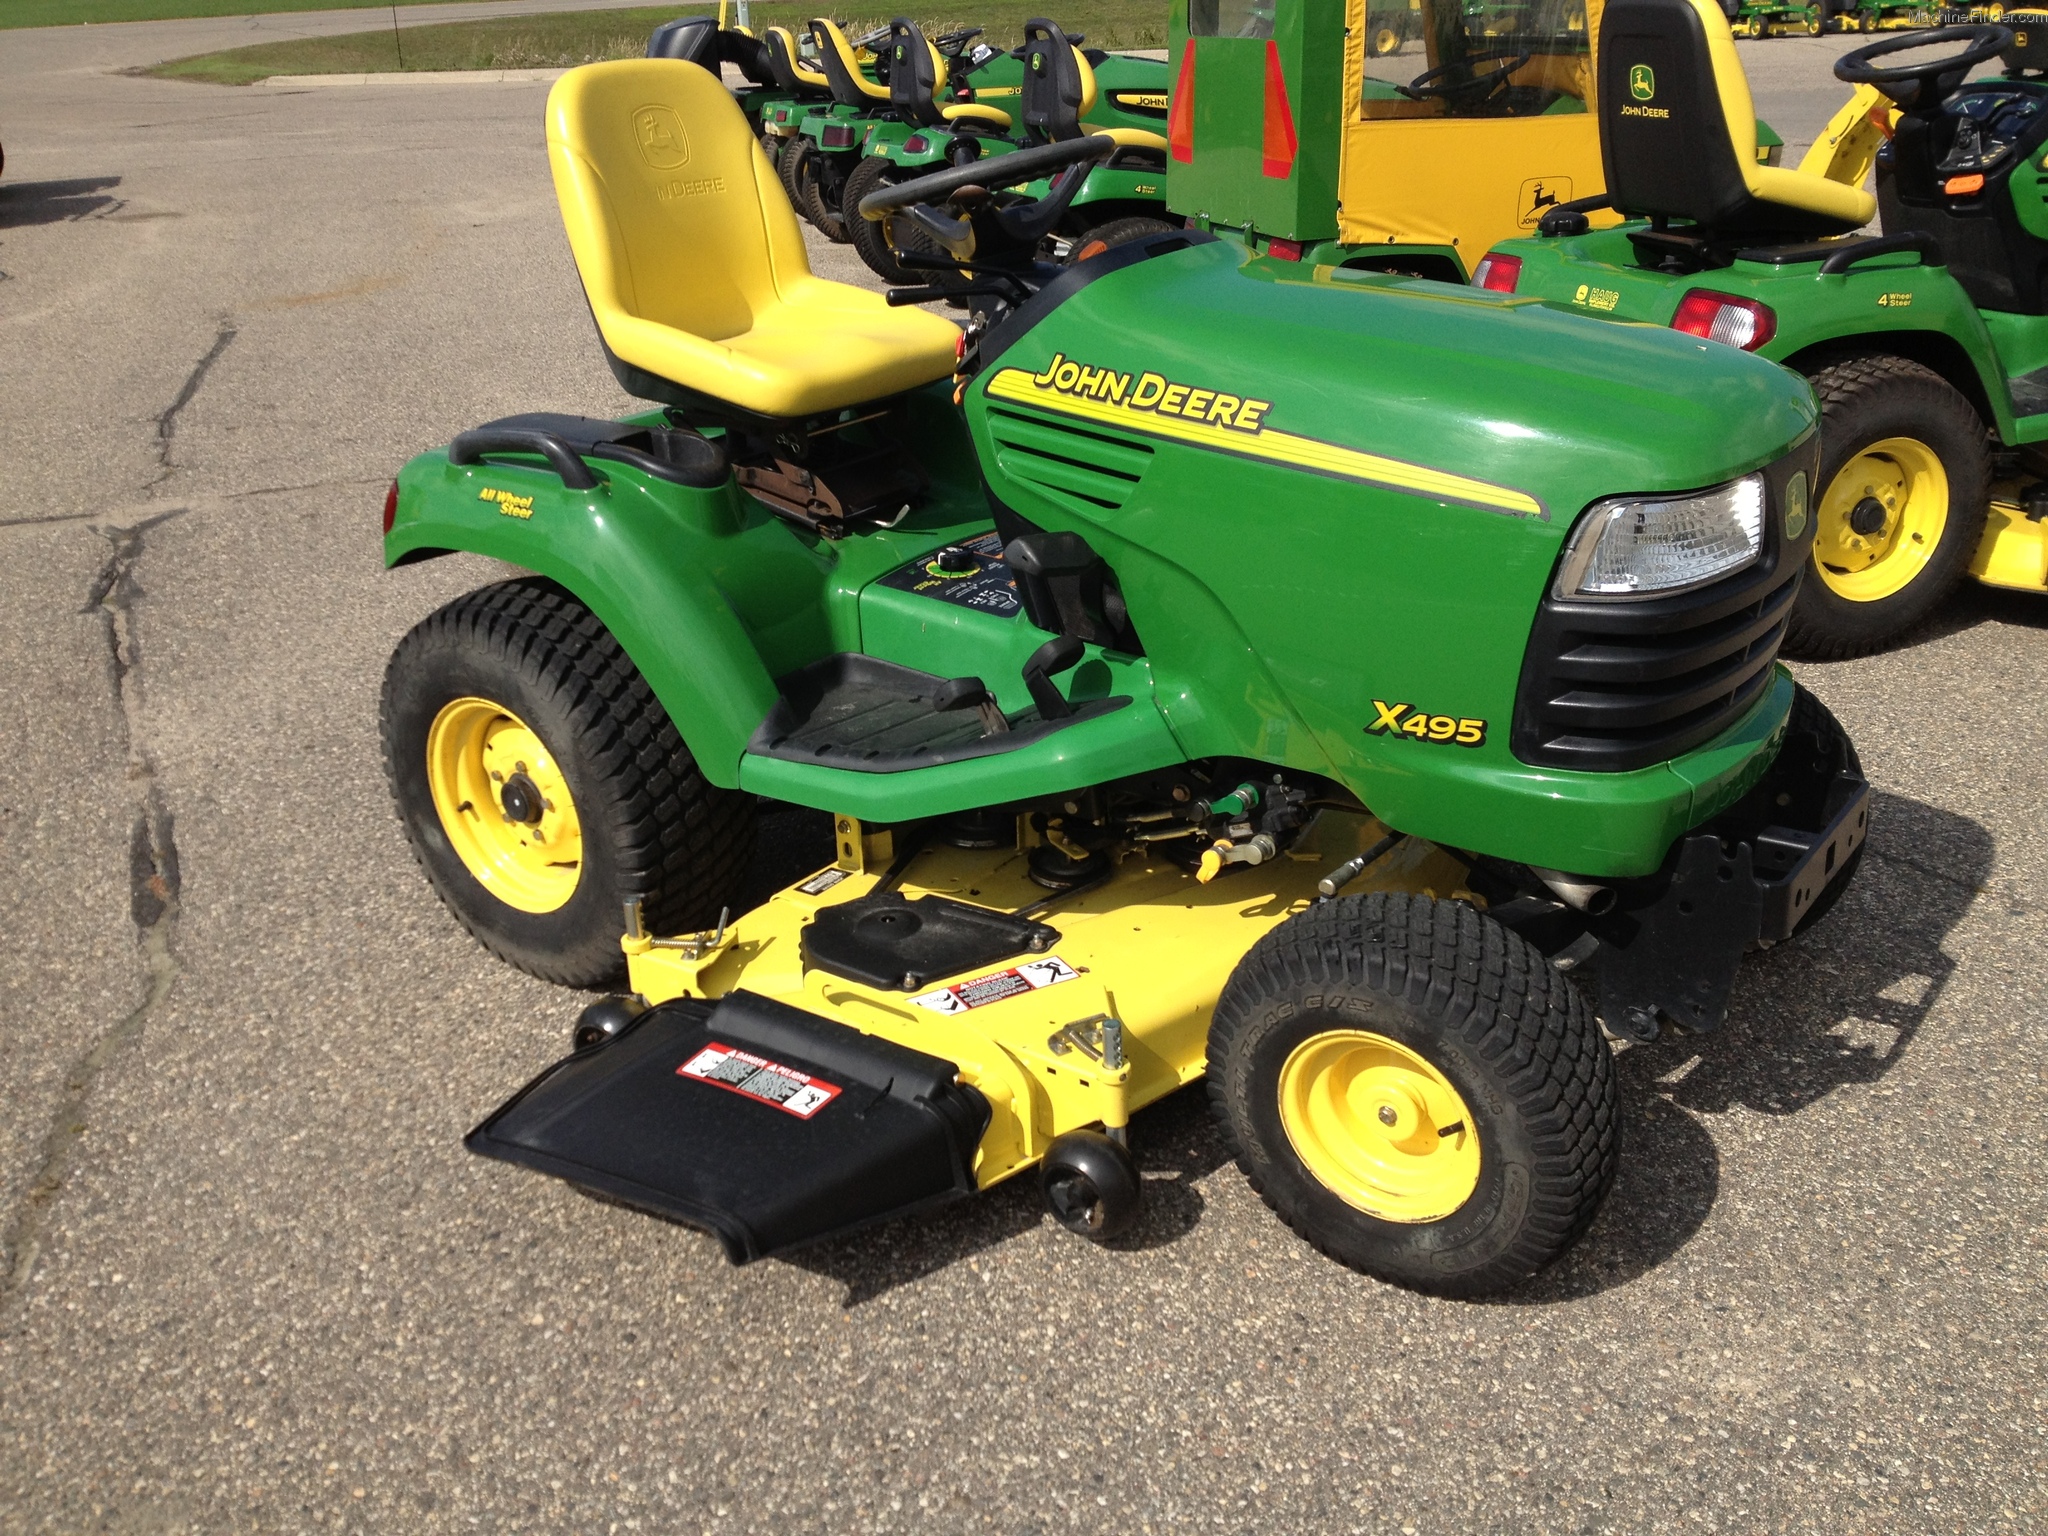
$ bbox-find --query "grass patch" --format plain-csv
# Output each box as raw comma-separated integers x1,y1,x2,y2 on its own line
145,4,1167,85
3,0,510,30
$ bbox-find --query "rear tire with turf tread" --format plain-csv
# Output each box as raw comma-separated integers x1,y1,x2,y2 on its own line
778,135,814,225
1207,893,1619,1297
842,155,915,282
1065,215,1178,263
1786,353,1989,660
381,578,754,988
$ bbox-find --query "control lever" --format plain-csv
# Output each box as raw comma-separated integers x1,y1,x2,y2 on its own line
932,675,1009,736
1020,635,1083,721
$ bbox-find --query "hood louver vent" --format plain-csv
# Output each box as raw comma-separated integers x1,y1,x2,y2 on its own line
988,406,1153,512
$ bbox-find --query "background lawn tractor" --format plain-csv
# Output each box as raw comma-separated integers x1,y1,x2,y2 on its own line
378,54,1868,1294
1483,2,2048,654
842,17,1175,283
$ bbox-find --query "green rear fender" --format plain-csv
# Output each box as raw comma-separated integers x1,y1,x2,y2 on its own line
384,452,818,790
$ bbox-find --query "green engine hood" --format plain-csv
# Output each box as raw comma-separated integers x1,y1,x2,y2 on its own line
980,239,1816,522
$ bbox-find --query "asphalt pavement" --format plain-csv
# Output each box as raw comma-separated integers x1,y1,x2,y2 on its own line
1,13,2044,1535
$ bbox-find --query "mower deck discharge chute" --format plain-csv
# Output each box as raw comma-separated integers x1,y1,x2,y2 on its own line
381,52,1868,1295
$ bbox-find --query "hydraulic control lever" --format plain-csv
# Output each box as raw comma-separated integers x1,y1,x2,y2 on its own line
1020,635,1083,721
932,674,1010,736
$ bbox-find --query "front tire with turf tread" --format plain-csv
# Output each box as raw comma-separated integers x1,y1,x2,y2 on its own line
381,578,754,988
1207,893,1619,1296
1786,353,1989,660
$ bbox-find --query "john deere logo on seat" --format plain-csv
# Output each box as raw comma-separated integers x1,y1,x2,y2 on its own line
632,104,690,170
1628,64,1655,101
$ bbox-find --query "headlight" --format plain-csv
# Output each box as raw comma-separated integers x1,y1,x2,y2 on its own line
1554,473,1766,599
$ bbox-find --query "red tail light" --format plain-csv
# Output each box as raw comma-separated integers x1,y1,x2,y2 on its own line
1261,40,1298,180
904,134,929,154
1671,289,1776,351
1168,41,1196,164
1267,238,1303,261
1471,252,1521,292
381,480,399,535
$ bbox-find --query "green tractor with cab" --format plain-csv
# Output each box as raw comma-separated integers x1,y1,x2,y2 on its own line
375,23,1869,1293
1481,1,2048,655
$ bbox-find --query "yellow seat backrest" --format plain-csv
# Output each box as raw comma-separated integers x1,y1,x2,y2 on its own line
545,59,958,420
811,17,892,104
1667,0,1876,227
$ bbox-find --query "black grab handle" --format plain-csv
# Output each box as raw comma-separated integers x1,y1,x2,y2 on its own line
1818,231,1944,276
447,428,602,490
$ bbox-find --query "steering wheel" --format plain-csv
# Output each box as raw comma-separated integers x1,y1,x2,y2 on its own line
1397,48,1532,104
1836,24,2013,106
855,134,1117,221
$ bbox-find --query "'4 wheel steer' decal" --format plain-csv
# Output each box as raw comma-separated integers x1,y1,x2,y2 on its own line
1367,700,1486,748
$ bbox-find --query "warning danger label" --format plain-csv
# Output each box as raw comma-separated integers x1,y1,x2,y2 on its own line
677,1041,842,1119
909,955,1079,1015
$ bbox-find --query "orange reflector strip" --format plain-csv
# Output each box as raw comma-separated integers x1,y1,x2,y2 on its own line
1945,173,1985,196
1168,41,1196,165
1261,39,1297,180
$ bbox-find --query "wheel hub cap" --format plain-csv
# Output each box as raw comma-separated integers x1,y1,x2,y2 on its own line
424,697,584,914
1277,1030,1481,1223
1813,436,1950,602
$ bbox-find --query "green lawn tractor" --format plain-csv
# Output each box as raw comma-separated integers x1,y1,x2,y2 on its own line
1719,0,1824,36
1825,0,1934,33
774,15,1015,243
378,56,1869,1295
1480,3,2048,655
845,18,1173,283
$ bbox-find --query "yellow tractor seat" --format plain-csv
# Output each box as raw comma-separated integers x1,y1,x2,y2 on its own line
942,102,1014,129
1598,0,1875,235
1098,126,1171,154
761,26,831,96
811,17,892,106
545,59,959,422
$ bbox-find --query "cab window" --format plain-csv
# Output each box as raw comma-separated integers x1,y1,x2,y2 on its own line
1189,0,1278,40
1360,0,1593,120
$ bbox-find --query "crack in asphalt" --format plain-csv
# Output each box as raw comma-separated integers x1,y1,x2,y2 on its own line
0,511,188,1309
151,321,236,482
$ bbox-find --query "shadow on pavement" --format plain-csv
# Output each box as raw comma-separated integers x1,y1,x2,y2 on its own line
0,176,125,227
1503,787,1991,1302
1877,577,2048,651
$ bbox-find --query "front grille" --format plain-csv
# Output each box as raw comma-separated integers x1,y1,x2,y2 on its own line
1512,446,1815,773
988,406,1154,512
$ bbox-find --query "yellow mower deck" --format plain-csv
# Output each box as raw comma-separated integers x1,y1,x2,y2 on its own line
623,809,1473,1190
1974,486,2048,592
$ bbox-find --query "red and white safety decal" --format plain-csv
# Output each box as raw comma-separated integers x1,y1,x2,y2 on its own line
676,1041,842,1119
909,955,1080,1015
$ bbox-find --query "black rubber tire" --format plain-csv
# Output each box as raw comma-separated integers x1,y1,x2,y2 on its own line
1040,1129,1142,1239
1779,685,1866,940
1065,215,1178,263
759,131,783,173
777,133,813,223
1208,893,1619,1297
796,146,851,242
1785,354,1990,660
380,578,755,988
842,155,915,282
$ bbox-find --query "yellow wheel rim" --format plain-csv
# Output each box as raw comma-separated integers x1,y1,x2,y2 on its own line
425,697,584,914
1373,25,1398,52
1813,436,1950,603
1278,1030,1481,1223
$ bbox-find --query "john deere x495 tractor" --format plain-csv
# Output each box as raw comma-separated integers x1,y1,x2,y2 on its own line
1484,3,2048,654
378,48,1867,1295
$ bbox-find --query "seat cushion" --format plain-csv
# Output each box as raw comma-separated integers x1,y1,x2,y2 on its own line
547,60,959,420
942,102,1014,129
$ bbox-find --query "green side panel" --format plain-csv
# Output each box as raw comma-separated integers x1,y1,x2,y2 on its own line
384,391,993,791
1494,226,2019,440
1165,0,1344,241
968,239,1814,874
1082,53,1174,136
2010,152,2048,242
